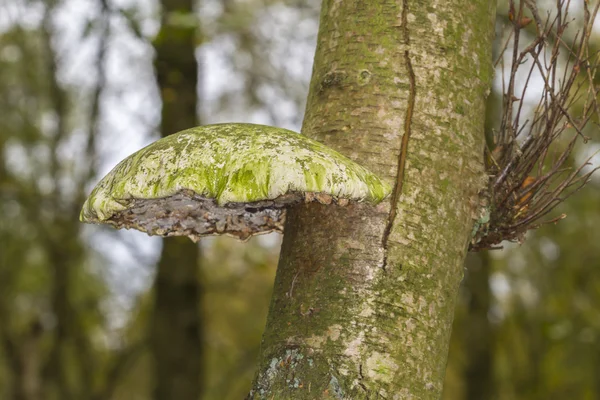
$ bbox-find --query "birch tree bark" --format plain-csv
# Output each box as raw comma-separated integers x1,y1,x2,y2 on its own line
250,0,496,398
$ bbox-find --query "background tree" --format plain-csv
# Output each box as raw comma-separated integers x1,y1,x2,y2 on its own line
150,0,204,398
0,0,113,398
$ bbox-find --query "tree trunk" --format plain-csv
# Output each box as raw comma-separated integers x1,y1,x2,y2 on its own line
150,1,203,399
250,0,496,398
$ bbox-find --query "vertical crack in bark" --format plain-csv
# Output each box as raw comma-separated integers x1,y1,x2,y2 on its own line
381,0,416,271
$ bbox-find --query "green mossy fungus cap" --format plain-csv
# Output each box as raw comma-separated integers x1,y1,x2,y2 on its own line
81,123,391,241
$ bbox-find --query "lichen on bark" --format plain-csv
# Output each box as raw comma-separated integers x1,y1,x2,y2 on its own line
250,0,496,398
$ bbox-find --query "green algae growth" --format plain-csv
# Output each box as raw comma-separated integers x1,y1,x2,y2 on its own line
79,123,391,240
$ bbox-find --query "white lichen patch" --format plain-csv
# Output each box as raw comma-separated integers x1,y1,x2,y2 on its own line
328,324,342,341
305,335,326,349
343,331,365,360
358,305,374,318
80,123,391,239
365,352,399,384
305,324,343,350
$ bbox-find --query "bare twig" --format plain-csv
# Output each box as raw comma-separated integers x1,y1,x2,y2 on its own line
472,0,600,250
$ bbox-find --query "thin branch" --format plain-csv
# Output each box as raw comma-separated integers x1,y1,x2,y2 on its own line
472,0,600,250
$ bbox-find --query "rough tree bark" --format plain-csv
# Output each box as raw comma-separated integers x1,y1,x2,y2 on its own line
150,1,204,399
250,0,496,398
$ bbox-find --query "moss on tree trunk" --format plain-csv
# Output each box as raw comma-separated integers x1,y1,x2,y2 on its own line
250,0,496,398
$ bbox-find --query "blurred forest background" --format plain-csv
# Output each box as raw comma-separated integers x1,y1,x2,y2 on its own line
0,0,598,399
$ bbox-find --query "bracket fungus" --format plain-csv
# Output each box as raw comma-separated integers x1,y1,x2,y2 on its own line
80,123,391,241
